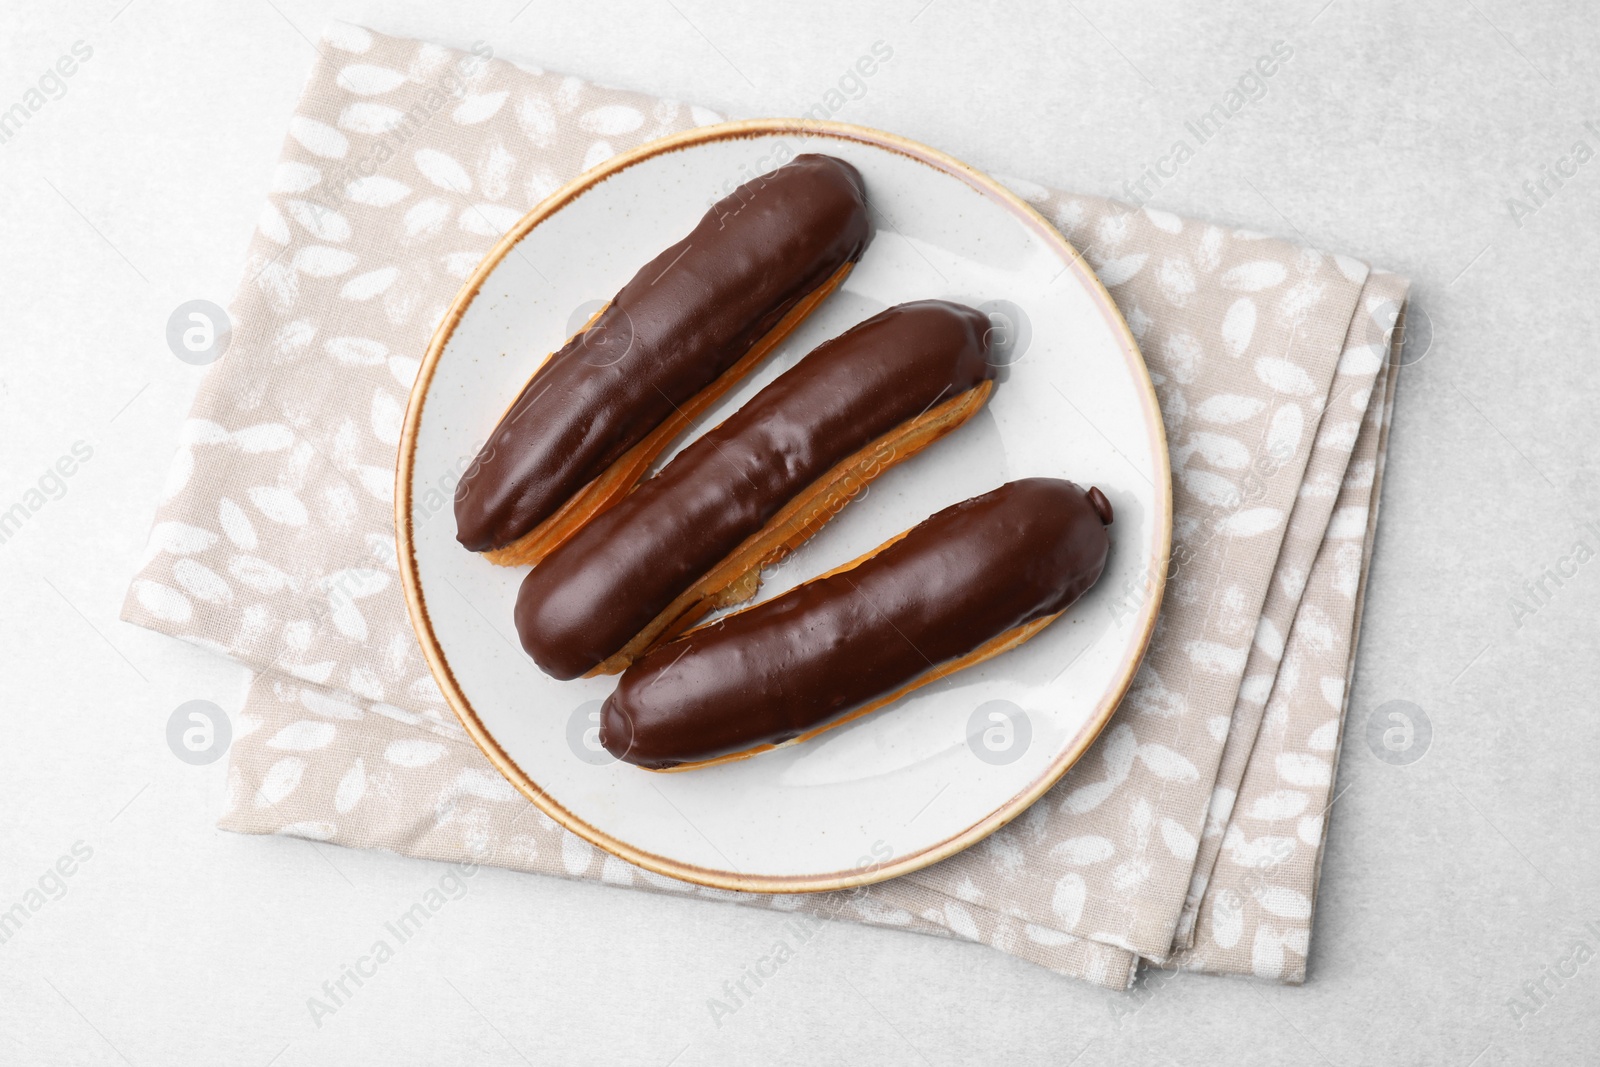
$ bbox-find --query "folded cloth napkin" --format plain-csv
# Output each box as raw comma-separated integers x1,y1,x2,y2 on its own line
121,23,1409,989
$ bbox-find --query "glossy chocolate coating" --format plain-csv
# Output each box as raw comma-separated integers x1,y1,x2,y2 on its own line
514,300,996,679
600,478,1113,768
455,154,874,552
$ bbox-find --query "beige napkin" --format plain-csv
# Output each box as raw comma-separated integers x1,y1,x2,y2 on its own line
121,24,1409,990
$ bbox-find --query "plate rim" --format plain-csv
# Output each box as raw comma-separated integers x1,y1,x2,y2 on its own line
395,118,1172,893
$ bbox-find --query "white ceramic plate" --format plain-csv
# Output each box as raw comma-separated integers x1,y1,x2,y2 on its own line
398,120,1169,892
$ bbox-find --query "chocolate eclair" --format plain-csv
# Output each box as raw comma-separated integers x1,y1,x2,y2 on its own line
599,478,1114,770
455,154,874,565
515,300,998,680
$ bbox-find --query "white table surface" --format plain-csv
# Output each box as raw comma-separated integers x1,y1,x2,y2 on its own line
2,1,1597,1063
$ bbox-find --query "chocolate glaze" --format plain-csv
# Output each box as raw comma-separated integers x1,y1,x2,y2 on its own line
455,154,874,552
600,478,1113,768
514,301,996,680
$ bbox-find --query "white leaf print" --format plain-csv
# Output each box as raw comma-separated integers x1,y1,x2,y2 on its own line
293,246,358,277
442,251,482,278
1317,419,1361,451
338,63,407,95
248,486,309,526
326,337,388,365
1219,507,1284,537
1158,256,1196,305
173,559,231,605
445,768,519,802
453,90,509,124
1162,332,1204,384
286,661,336,685
1125,670,1186,718
600,855,635,886
1187,431,1250,470
1254,356,1316,395
1024,923,1077,946
1305,716,1344,751
1211,890,1244,949
414,148,471,192
1277,752,1332,787
357,465,395,502
1254,618,1285,660
1143,206,1182,233
299,687,361,723
340,267,399,301
229,555,293,594
232,423,295,453
458,203,523,237
1328,505,1370,539
181,419,230,446
371,389,404,445
1207,715,1231,742
1050,836,1115,865
1222,260,1287,291
133,580,192,623
284,199,351,242
335,758,367,813
146,521,218,557
257,757,306,806
1187,641,1247,674
943,902,980,941
339,102,406,135
1266,403,1303,459
562,832,595,875
278,821,335,841
1181,469,1239,508
1138,744,1199,781
1095,252,1147,287
267,721,337,751
1252,927,1287,979
1194,394,1265,425
1160,818,1198,860
517,94,557,146
405,197,452,236
287,116,348,159
1206,786,1237,836
258,201,290,244
1051,873,1086,927
272,161,321,194
1248,790,1309,820
347,666,383,701
1260,889,1312,921
1319,676,1346,712
1299,814,1325,844
1223,827,1297,868
582,140,616,170
329,597,367,641
218,498,257,549
325,567,389,600
388,355,420,388
579,103,645,135
324,23,373,53
1334,253,1367,282
1060,779,1115,816
385,739,444,767
345,175,412,206
1222,298,1256,357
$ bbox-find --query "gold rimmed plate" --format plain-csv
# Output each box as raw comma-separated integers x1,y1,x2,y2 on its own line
397,120,1170,892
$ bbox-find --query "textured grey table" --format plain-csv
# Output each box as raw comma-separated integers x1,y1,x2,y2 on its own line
1,1,1596,1063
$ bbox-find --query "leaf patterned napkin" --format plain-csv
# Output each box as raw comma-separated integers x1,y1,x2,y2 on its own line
121,23,1409,989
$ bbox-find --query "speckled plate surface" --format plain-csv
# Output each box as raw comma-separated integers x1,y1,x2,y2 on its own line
397,119,1169,892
